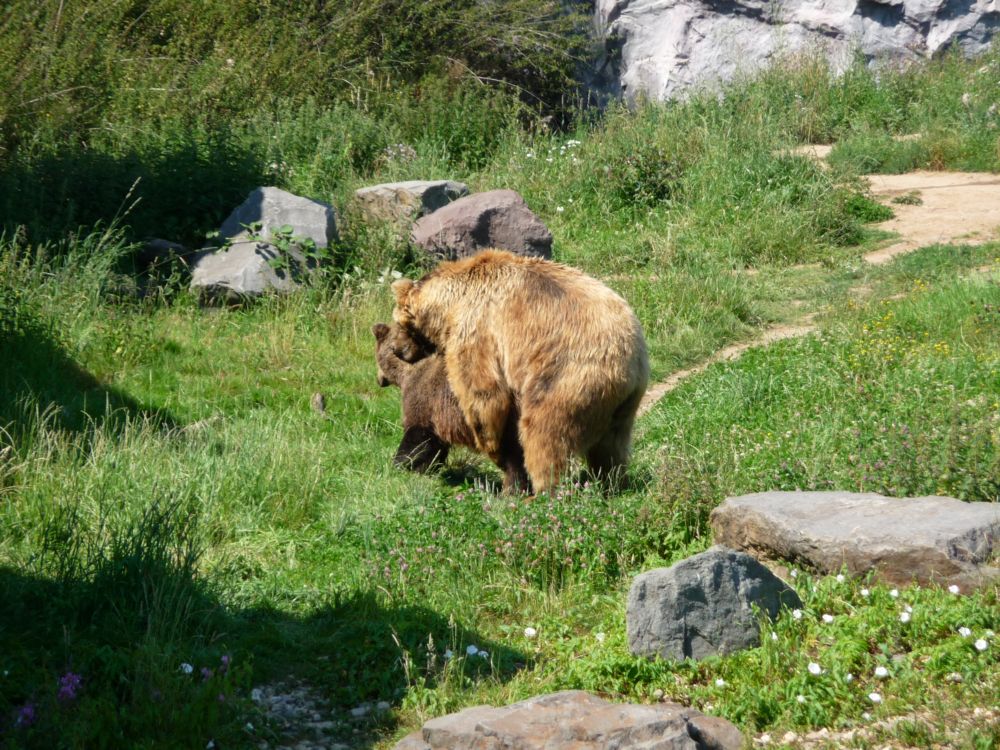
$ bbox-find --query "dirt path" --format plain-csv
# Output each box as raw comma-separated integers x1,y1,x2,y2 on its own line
637,320,816,416
638,162,1000,415
864,170,1000,264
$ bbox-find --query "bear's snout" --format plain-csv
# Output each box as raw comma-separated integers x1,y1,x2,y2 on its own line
377,372,391,388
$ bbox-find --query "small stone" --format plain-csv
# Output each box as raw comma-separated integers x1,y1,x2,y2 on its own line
782,731,798,743
376,701,391,712
946,672,963,683
350,704,370,718
652,688,664,700
310,393,326,413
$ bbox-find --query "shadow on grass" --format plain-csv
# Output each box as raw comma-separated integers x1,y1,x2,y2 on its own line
0,127,267,249
0,320,179,448
0,501,525,748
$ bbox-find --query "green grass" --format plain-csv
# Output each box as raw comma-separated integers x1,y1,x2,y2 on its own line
2,35,1000,748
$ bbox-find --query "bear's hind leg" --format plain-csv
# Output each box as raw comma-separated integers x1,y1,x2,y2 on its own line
520,412,576,494
497,409,530,494
585,389,643,489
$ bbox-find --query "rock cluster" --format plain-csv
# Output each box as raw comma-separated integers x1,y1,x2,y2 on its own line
183,183,550,302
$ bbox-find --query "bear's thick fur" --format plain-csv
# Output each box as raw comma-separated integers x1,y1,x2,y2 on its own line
390,249,649,492
372,322,530,492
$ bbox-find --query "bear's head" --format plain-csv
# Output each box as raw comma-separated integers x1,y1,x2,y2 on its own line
372,322,435,387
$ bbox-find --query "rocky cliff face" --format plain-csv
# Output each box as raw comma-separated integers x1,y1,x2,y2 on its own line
595,0,999,101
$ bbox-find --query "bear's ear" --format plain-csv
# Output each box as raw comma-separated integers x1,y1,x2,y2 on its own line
372,322,390,341
391,278,415,305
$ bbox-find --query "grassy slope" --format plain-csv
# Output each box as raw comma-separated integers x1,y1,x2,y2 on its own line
2,38,1000,750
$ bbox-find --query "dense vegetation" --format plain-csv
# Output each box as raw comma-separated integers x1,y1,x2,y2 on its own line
1,2,998,747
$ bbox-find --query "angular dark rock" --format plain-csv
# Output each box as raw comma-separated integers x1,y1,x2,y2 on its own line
627,545,801,661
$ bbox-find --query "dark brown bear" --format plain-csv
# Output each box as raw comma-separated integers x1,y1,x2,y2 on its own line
371,322,529,493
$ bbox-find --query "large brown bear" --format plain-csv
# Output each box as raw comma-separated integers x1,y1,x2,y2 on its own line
372,322,530,492
390,249,649,493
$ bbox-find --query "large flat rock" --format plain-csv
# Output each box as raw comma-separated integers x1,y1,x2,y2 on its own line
394,690,743,750
710,491,1000,589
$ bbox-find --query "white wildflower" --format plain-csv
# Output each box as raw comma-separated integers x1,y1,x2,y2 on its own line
822,614,834,624
443,649,454,660
792,609,803,620
836,574,845,583
796,694,806,704
889,589,899,598
868,692,882,704
874,666,889,678
900,611,911,623
948,584,960,594
860,588,870,597
808,662,823,675
179,663,194,675
479,650,489,659
845,673,854,683
715,678,726,687
959,626,972,638
790,569,798,578
466,645,479,656
595,632,606,643
771,631,779,642
524,627,537,639
556,206,564,213
975,639,988,652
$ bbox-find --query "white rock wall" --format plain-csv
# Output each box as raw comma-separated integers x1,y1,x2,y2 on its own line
596,0,999,100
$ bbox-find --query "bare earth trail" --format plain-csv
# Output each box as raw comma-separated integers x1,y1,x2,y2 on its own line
637,164,1000,415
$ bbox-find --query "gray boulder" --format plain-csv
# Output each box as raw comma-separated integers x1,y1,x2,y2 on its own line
189,240,308,302
409,189,552,260
710,491,1000,589
596,0,1000,102
354,180,469,228
627,546,801,662
218,186,338,247
191,187,338,301
394,690,743,750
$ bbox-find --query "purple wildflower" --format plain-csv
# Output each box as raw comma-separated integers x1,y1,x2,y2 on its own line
58,672,82,702
15,702,36,728
201,667,214,681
